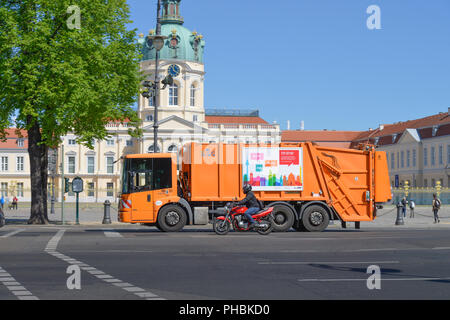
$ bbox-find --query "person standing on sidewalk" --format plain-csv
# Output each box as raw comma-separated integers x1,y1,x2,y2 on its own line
409,199,415,218
401,197,408,218
432,193,441,224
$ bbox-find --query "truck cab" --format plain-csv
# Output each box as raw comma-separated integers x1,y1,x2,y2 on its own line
118,153,184,230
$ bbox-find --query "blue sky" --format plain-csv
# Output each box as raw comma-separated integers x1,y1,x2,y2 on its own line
127,0,450,131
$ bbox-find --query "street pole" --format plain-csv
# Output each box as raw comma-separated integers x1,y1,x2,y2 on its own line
153,0,162,153
60,144,65,225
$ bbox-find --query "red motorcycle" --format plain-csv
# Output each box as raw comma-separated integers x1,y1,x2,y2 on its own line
213,202,274,235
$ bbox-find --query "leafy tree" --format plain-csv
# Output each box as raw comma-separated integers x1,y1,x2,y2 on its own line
0,0,142,224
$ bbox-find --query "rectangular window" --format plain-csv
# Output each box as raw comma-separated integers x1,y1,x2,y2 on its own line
193,115,198,122
424,148,428,167
17,139,24,147
439,145,443,165
169,84,178,106
391,153,395,169
16,156,24,172
68,156,76,174
401,151,404,168
68,139,76,145
448,145,450,164
1,157,8,171
87,157,95,174
107,182,114,197
126,140,133,147
431,146,435,166
406,150,410,168
412,149,417,167
424,179,428,188
106,139,115,146
0,182,7,197
107,157,114,174
397,152,399,169
16,182,24,197
87,182,95,197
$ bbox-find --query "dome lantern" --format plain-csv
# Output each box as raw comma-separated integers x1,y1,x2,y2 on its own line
162,0,184,25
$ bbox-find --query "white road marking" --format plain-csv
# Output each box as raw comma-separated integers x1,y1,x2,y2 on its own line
0,229,26,238
432,247,450,250
0,266,39,300
104,231,123,238
259,261,400,265
44,229,164,300
298,277,450,282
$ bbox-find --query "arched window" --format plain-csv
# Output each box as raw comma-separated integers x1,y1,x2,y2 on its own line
190,84,196,107
169,83,178,106
168,144,178,153
148,145,161,153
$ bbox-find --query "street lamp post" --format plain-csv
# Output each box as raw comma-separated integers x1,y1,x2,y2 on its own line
141,0,173,153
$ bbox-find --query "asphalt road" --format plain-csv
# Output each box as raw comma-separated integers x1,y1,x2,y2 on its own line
2,225,450,300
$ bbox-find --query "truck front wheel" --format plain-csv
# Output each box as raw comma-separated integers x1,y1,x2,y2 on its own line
301,205,330,232
271,204,295,232
157,205,187,232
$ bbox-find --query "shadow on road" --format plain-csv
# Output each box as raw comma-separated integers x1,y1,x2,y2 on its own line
309,264,450,283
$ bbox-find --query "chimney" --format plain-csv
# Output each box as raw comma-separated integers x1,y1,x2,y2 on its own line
300,120,305,131
379,124,384,131
287,120,291,130
448,107,450,116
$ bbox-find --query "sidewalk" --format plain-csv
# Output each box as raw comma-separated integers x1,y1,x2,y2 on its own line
1,204,449,229
1,204,121,226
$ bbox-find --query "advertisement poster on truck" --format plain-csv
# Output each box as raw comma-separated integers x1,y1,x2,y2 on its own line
242,147,303,191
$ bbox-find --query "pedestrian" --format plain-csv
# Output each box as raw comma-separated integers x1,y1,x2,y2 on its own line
401,197,408,218
432,193,441,224
12,196,18,210
409,199,415,218
0,195,4,210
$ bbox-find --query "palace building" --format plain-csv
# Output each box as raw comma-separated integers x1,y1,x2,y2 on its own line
0,0,280,203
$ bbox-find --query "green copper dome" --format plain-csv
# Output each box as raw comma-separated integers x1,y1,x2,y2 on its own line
139,0,205,63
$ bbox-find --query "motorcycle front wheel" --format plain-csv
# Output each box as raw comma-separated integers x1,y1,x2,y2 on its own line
213,218,230,235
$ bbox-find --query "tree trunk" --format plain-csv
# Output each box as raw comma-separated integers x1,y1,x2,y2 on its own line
27,119,49,224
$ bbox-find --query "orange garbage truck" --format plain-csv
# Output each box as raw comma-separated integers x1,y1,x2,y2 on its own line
118,142,391,232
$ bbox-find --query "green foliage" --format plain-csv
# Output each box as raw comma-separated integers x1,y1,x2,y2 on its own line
0,0,143,146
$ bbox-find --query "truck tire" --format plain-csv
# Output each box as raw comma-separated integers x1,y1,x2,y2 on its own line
301,205,330,232
271,204,295,232
157,205,187,232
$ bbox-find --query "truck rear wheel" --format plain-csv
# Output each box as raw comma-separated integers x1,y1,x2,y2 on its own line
157,205,187,232
271,204,295,232
301,205,329,232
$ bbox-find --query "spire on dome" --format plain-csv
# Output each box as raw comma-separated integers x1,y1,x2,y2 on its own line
161,0,184,25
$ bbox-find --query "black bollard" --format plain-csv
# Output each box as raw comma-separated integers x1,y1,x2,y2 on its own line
103,200,112,225
395,203,404,226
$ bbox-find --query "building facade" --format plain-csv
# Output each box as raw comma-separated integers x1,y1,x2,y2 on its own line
0,0,280,203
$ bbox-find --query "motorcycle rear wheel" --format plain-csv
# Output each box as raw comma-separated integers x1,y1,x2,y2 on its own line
213,218,230,235
256,217,273,235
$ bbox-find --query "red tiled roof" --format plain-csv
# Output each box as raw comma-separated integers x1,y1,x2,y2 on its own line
0,129,28,149
205,116,269,124
354,112,450,142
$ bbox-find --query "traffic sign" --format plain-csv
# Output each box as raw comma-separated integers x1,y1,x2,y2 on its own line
72,177,84,193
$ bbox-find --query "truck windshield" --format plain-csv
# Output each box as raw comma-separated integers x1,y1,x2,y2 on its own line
122,158,172,194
